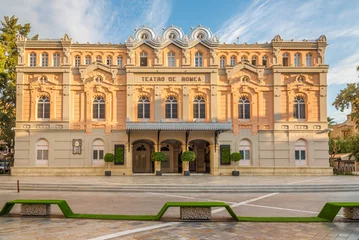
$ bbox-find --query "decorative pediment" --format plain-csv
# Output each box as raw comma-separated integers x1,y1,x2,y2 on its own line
79,62,117,83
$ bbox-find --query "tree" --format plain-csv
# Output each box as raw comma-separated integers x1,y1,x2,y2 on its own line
333,83,359,129
0,16,33,150
327,116,335,128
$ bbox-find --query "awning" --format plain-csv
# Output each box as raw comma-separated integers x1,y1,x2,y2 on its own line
126,122,232,131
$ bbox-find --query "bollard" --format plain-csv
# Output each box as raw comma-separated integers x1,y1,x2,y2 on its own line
17,180,19,193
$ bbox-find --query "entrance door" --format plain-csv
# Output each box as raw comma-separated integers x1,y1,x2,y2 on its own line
133,144,148,172
92,140,104,166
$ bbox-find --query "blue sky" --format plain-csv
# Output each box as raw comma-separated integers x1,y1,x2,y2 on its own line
1,0,358,123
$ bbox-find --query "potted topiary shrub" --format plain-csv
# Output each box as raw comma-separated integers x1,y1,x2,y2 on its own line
104,153,114,176
151,152,167,176
181,151,196,176
230,152,242,176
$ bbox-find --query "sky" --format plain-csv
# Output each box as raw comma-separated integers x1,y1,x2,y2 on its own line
0,0,358,123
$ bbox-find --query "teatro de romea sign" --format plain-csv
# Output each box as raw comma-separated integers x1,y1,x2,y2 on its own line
141,76,203,82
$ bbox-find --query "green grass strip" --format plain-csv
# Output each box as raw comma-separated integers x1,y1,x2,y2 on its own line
1,199,359,222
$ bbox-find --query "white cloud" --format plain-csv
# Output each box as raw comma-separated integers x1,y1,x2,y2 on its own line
328,50,359,85
0,0,172,43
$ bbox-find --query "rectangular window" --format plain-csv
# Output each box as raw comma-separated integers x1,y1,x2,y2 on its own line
93,150,98,160
93,104,98,119
43,150,49,160
220,145,231,165
245,150,250,159
193,104,199,119
295,150,300,160
293,104,298,119
99,150,104,160
138,104,144,118
251,59,256,65
262,59,267,66
144,104,150,118
283,58,288,66
300,105,305,119
165,104,171,118
37,150,42,160
300,150,306,160
38,104,44,119
244,105,250,119
172,104,178,118
114,145,125,165
199,105,205,119
44,104,50,118
140,57,147,66
99,105,105,119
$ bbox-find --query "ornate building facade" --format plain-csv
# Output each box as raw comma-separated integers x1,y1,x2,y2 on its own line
13,25,331,176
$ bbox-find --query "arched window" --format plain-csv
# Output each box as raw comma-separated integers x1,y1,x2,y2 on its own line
295,139,307,166
282,53,289,66
117,56,123,67
37,96,50,119
53,53,60,67
220,56,226,68
93,96,105,120
85,55,91,65
30,53,37,66
306,53,312,67
251,56,257,65
262,56,268,67
239,139,251,165
106,55,112,65
294,53,301,67
293,96,305,120
165,96,178,119
195,52,203,67
238,96,250,120
241,56,247,62
230,56,236,66
140,52,148,66
138,96,150,119
167,51,175,67
74,55,81,67
41,53,48,66
36,139,49,165
92,139,104,166
96,55,102,63
193,96,205,119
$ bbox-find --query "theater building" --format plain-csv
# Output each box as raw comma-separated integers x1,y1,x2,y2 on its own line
12,25,332,176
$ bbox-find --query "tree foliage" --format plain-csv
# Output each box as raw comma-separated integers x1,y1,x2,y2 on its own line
181,151,196,162
151,152,167,162
329,134,359,162
333,83,359,129
0,16,33,147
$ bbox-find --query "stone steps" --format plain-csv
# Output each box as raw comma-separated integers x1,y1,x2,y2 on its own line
1,183,359,193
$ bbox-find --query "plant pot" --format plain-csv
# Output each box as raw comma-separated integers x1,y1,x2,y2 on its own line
105,171,111,176
232,171,240,176
156,171,162,176
184,171,190,176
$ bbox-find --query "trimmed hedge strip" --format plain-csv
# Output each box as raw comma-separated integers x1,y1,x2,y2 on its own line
1,199,358,222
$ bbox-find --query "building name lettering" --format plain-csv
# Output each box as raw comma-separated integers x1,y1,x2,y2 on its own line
141,76,202,82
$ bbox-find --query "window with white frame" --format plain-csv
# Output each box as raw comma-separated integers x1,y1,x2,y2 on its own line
262,56,268,66
306,53,312,66
193,96,206,119
295,139,307,166
195,52,203,67
74,55,81,67
241,56,247,62
238,96,250,120
117,56,123,67
85,55,91,65
140,52,148,66
293,96,306,120
96,55,102,63
165,95,178,119
294,53,301,67
230,56,236,66
106,55,112,65
37,96,50,119
220,56,225,68
251,56,257,65
41,53,48,66
30,53,37,66
138,96,150,119
36,139,49,165
282,53,289,66
239,139,251,165
53,53,60,66
92,139,104,166
93,96,105,120
167,51,175,67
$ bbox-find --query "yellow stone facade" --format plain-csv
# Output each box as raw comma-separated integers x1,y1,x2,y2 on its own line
13,26,332,176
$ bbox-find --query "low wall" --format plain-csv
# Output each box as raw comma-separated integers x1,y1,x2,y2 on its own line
217,166,333,176
11,167,133,176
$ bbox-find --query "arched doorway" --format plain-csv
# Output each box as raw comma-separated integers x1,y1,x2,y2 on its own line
160,139,183,173
132,140,154,173
188,140,210,173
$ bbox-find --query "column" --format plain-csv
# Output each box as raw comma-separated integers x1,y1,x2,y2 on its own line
209,144,218,176
126,143,133,175
273,72,281,122
182,86,189,121
154,86,161,121
319,72,327,122
62,72,71,122
16,72,24,122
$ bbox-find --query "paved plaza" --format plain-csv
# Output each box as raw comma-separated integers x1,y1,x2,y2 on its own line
0,175,359,239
